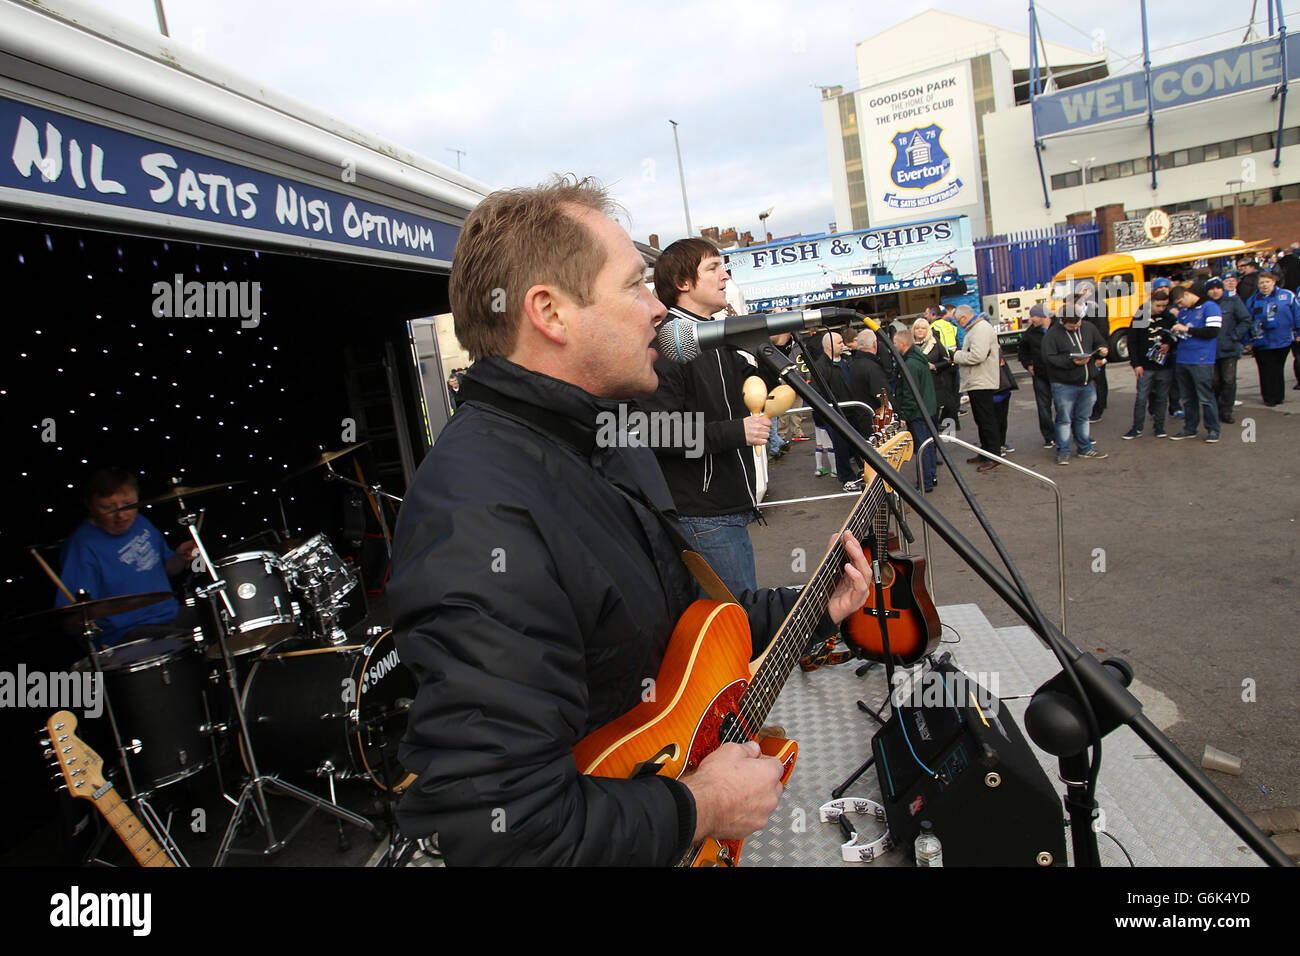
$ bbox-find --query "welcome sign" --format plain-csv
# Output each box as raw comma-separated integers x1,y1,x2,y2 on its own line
1035,34,1300,137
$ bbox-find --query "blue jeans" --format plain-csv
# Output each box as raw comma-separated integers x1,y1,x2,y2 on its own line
1051,382,1096,454
907,418,937,490
679,513,757,599
1176,363,1219,434
1133,366,1173,432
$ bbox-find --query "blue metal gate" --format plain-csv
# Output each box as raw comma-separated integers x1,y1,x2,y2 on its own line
975,221,1100,298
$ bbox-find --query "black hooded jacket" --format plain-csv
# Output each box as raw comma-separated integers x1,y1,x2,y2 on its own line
389,356,824,865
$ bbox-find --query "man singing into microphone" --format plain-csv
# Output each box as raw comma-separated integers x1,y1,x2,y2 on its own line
639,237,778,598
388,177,872,865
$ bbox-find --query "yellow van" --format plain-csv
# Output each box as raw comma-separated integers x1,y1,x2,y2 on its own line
1049,238,1272,359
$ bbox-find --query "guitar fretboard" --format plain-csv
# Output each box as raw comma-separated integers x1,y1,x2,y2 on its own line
732,474,894,736
95,786,175,867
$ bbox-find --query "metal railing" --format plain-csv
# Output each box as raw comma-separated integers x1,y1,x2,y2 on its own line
758,401,873,508
914,434,1067,635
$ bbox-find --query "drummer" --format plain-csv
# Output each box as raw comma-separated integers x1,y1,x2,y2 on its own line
56,467,200,649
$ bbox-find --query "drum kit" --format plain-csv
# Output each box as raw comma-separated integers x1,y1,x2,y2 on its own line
14,444,415,866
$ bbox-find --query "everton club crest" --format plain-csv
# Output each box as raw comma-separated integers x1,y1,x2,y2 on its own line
883,124,963,211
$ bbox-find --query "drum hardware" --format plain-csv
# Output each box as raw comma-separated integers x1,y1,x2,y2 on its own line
288,443,399,560
279,533,358,645
172,500,380,864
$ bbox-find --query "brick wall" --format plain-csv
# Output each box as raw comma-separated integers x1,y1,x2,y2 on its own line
1094,204,1126,254
1237,200,1300,248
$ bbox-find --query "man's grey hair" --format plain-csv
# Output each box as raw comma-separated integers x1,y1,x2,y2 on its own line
953,305,975,322
855,328,877,351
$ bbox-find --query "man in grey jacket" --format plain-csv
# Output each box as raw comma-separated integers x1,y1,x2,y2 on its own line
951,305,1003,472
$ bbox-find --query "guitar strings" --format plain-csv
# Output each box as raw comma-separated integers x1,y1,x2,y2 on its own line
735,479,887,736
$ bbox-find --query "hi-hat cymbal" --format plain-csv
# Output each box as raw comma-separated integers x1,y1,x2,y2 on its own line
288,443,368,478
5,592,175,634
115,480,246,512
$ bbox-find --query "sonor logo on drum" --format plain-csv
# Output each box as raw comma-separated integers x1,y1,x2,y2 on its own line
362,648,402,693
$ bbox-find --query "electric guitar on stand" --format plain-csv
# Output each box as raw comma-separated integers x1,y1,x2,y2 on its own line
574,428,914,867
41,710,177,868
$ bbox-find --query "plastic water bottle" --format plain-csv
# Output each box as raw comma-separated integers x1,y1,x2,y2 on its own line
914,820,943,867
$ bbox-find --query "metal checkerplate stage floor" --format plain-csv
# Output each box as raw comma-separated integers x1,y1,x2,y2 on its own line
742,603,1265,868
377,602,1265,868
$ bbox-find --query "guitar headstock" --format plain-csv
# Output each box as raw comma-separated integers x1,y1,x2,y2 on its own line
42,710,109,800
860,429,914,492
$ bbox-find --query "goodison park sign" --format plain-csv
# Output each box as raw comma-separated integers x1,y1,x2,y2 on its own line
1035,34,1300,137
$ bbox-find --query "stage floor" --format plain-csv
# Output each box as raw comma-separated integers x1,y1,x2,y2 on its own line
383,601,1267,869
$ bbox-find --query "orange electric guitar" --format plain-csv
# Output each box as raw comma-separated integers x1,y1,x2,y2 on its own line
574,428,914,867
42,710,177,867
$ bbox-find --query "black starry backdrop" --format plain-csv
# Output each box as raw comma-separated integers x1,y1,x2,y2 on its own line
2,218,445,616
1,218,445,834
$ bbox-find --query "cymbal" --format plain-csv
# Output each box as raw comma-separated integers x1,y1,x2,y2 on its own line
5,592,174,633
288,443,368,478
117,480,246,512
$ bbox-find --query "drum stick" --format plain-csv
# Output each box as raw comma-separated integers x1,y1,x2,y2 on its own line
30,547,76,603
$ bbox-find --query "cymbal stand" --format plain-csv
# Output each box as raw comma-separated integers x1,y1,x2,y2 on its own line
71,605,189,867
320,463,402,560
175,502,380,864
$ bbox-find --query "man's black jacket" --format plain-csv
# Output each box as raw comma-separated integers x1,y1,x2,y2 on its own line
389,356,825,865
847,350,892,410
638,307,777,518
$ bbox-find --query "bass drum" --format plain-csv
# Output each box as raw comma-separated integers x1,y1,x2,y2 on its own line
239,630,413,789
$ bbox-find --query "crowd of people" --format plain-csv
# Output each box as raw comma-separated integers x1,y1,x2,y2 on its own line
766,302,1018,492
768,254,1300,485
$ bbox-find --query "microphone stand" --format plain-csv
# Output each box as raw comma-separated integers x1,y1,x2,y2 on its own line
743,333,1290,867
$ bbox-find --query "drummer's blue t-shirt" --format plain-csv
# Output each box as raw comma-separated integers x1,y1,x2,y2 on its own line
57,516,178,646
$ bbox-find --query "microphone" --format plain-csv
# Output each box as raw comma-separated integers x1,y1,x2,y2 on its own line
656,307,875,363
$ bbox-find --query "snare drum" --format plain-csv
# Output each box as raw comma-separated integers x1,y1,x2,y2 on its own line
280,533,357,614
239,630,414,789
73,633,211,793
206,551,300,655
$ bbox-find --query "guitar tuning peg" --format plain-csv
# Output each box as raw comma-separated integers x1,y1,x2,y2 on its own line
38,738,50,747
43,748,55,759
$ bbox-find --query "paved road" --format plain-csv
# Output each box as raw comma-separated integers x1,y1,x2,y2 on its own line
752,357,1299,817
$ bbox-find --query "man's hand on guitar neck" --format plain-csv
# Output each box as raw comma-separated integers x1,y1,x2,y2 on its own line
682,741,784,843
825,531,871,626
679,534,871,847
